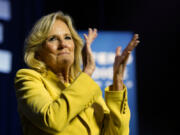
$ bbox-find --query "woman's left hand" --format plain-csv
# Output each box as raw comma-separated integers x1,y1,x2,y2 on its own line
112,34,140,91
82,28,98,76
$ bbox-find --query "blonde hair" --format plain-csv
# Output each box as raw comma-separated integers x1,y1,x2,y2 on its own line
24,11,83,79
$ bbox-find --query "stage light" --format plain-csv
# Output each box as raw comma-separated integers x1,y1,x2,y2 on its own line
0,0,11,21
0,23,3,44
0,0,12,74
0,49,12,73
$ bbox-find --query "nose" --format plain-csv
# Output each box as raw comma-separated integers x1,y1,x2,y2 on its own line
58,40,68,50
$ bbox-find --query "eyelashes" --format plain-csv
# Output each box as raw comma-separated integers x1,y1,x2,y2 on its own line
47,35,72,42
64,36,72,40
48,36,57,41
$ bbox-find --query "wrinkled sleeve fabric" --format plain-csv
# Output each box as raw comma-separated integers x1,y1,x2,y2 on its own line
14,69,102,134
102,85,131,135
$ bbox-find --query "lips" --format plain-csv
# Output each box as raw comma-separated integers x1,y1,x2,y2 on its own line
58,52,70,55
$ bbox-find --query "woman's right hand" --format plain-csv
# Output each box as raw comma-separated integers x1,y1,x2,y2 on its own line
112,34,140,90
82,28,98,76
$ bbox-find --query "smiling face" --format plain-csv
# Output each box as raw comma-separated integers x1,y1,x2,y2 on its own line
37,19,75,72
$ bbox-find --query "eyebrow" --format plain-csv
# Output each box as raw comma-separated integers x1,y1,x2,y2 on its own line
64,33,72,36
48,33,72,37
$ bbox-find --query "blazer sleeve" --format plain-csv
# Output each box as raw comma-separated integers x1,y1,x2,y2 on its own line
102,85,131,135
14,69,102,134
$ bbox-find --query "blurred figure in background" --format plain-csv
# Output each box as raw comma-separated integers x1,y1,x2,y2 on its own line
14,11,139,135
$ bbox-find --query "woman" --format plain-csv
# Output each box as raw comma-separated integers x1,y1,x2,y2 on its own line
15,11,140,135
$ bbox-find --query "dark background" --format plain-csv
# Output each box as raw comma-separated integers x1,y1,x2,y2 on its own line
0,0,176,135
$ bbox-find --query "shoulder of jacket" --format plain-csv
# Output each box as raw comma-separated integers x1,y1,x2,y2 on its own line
15,68,42,79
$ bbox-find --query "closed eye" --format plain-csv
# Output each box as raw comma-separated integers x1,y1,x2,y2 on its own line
48,36,58,42
65,35,72,40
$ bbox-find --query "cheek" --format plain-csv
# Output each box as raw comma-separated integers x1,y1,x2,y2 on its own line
40,44,57,62
45,43,58,53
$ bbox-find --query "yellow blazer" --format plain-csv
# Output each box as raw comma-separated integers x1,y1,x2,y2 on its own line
14,69,130,135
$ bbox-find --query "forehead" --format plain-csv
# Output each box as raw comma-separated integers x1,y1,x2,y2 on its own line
48,19,71,35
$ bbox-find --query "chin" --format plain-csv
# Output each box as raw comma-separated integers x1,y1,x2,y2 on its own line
58,57,74,66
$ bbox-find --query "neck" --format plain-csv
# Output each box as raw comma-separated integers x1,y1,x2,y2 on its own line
53,66,71,84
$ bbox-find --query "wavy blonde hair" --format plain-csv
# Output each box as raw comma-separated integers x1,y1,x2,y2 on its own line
24,11,83,79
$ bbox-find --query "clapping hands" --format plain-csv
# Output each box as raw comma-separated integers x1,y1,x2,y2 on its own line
82,29,140,91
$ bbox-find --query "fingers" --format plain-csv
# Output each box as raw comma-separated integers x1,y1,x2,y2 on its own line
120,33,140,61
114,46,123,71
114,34,140,72
84,28,98,38
127,34,140,51
131,34,140,47
88,28,98,38
83,28,98,45
115,46,122,56
83,34,88,40
114,46,122,67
